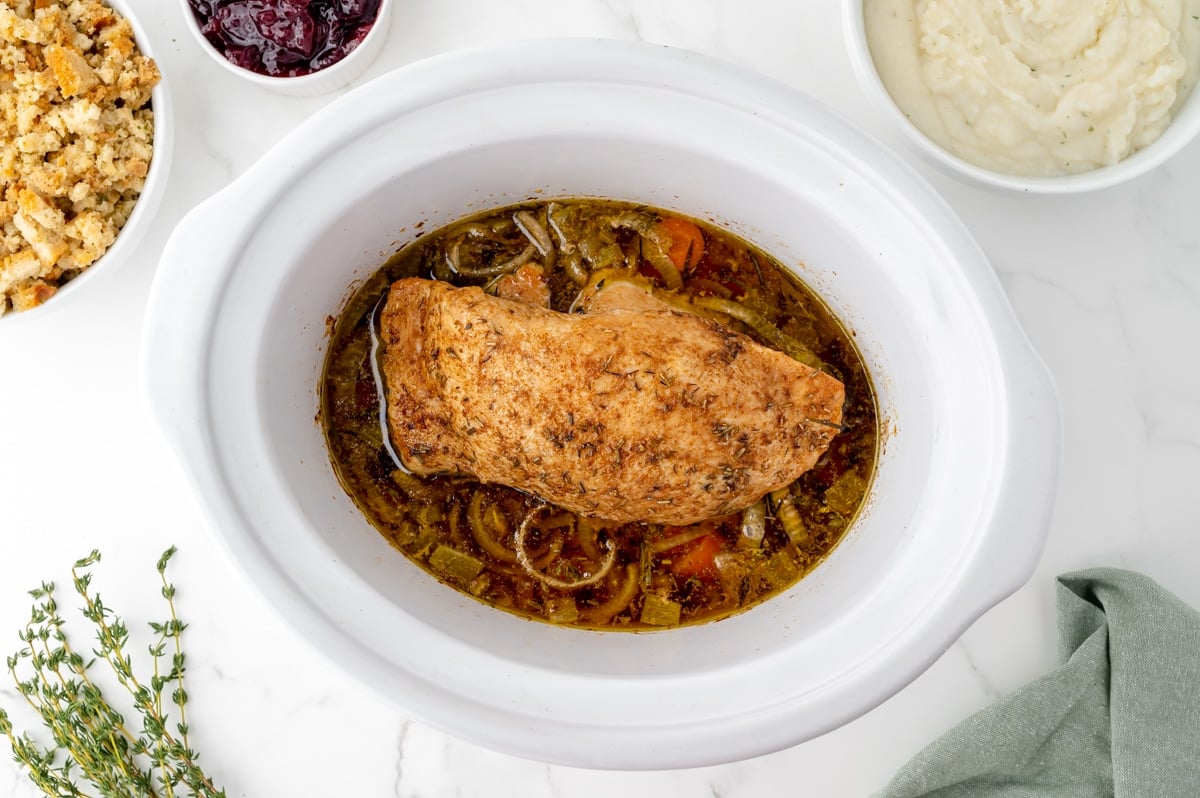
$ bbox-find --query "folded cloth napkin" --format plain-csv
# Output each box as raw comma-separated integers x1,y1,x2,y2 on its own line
878,569,1200,798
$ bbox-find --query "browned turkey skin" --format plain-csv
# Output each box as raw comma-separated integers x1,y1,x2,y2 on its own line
380,277,844,526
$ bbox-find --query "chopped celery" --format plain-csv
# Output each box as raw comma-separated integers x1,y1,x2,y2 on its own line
393,519,418,547
429,545,484,583
408,522,438,556
771,488,809,544
764,550,799,588
413,503,446,527
546,596,580,624
640,594,682,627
468,573,491,597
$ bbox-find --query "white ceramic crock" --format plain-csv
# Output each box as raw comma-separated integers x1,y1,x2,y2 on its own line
141,40,1060,769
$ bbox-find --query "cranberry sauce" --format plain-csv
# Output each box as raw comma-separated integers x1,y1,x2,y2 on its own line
187,0,383,77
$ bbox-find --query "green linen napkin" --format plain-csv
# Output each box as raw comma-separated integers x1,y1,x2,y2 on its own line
878,569,1200,798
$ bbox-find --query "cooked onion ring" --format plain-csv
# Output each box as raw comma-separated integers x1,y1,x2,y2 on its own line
514,506,617,590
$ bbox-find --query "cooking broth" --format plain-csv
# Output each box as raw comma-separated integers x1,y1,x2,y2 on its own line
321,199,877,629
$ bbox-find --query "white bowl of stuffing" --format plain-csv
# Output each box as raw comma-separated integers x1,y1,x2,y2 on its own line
0,0,171,318
845,0,1200,191
178,0,393,96
141,41,1061,768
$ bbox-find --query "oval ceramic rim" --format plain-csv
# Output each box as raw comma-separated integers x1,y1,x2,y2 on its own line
143,40,1060,768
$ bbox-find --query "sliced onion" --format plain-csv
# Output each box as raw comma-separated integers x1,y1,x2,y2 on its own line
638,233,683,290
691,296,823,370
736,500,767,550
467,490,517,563
452,243,537,278
578,564,640,625
514,210,553,257
514,506,617,590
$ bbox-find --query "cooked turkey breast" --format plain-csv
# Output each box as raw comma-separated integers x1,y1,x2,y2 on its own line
380,277,844,525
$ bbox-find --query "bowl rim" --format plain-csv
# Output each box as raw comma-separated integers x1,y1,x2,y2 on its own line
175,0,393,95
841,0,1200,193
142,39,1061,768
0,0,174,325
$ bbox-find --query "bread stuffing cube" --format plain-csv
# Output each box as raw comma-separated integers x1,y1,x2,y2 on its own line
13,211,70,266
0,250,43,294
10,279,57,311
45,43,99,97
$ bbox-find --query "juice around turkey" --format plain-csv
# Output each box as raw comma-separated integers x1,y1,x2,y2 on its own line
320,199,879,631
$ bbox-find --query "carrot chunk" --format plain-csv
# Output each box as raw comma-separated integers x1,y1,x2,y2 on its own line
656,217,705,273
669,532,724,579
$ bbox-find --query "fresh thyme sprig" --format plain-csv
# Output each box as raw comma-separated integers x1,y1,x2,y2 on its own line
0,547,225,797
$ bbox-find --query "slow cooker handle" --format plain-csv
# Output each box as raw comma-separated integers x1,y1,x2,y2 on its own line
965,342,1061,610
139,186,244,469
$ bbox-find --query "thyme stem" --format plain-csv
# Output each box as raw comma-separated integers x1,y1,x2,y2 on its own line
0,548,225,798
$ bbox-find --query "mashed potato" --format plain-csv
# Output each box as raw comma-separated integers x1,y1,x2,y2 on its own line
865,0,1200,176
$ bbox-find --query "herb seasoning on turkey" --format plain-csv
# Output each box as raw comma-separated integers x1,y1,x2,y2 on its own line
321,199,877,629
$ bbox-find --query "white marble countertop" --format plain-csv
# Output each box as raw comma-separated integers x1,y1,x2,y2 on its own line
3,1,1199,796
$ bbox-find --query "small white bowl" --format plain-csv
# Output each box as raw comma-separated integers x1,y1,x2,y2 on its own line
1,0,173,323
178,0,392,96
843,0,1200,193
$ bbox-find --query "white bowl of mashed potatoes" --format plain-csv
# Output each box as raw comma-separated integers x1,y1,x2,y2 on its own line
0,0,172,318
846,0,1200,191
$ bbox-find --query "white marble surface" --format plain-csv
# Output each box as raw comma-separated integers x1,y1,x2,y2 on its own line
3,1,1199,796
